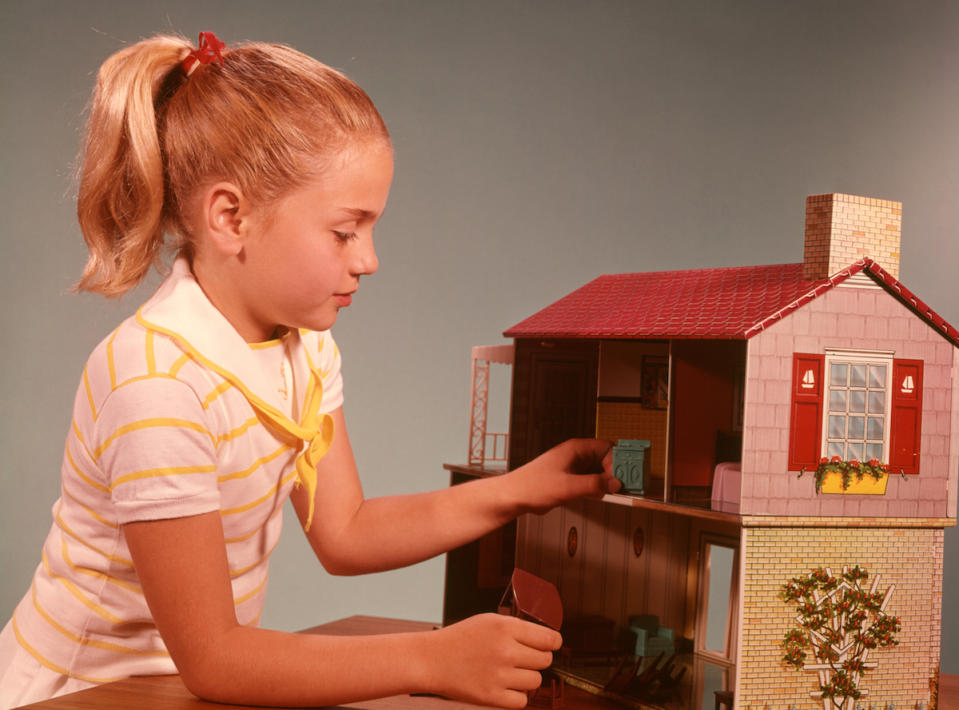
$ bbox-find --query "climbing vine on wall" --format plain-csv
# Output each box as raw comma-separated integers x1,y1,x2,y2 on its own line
779,566,900,710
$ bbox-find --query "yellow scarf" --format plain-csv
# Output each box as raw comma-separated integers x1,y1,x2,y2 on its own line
137,311,334,531
249,364,334,530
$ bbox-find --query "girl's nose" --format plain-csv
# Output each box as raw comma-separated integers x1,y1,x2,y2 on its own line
354,236,378,276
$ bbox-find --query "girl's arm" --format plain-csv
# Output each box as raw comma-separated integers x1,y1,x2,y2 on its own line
290,407,618,576
124,512,559,707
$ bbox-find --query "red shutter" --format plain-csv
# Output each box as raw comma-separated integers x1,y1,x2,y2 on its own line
788,353,825,471
889,359,923,474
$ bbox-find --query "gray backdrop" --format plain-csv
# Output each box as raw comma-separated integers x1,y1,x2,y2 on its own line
2,0,957,672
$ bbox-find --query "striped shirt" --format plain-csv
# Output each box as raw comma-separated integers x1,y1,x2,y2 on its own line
2,258,342,689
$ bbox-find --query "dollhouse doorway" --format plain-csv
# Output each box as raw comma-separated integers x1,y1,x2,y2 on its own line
695,535,739,660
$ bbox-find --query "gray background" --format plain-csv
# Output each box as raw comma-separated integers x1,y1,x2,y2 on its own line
2,0,957,673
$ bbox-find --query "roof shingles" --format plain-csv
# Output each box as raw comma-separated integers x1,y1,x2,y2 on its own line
504,259,959,347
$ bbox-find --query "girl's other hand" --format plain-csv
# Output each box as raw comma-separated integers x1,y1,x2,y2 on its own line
507,438,621,515
425,613,561,708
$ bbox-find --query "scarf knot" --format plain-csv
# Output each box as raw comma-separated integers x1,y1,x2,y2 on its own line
290,368,334,530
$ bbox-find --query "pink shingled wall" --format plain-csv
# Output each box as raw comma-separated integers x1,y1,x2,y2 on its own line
740,284,958,517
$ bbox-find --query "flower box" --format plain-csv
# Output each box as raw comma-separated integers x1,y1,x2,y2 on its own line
813,457,889,495
818,470,888,495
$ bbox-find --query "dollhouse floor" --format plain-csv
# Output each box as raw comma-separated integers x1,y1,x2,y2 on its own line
551,653,733,710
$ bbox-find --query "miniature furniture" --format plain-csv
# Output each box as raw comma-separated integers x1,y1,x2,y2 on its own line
498,568,563,630
558,615,622,666
709,462,741,513
628,614,674,659
714,689,734,710
612,439,650,494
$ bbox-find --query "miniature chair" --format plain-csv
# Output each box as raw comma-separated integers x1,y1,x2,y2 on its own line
714,689,734,710
628,614,674,658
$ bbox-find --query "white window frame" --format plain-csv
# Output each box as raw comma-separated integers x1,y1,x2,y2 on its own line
821,349,893,463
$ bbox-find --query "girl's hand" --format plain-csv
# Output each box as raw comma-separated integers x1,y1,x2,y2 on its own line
507,438,621,515
426,613,561,708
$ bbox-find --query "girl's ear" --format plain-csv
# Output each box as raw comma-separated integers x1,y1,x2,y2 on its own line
203,183,249,257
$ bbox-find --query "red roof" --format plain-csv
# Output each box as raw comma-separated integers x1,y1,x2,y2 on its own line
504,259,959,347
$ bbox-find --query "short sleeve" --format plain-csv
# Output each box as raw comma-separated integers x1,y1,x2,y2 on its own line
316,331,343,413
93,376,220,524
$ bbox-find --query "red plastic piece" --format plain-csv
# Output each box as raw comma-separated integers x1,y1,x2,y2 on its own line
498,568,563,631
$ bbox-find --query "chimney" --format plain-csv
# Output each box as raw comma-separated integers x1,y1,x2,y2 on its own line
803,193,902,280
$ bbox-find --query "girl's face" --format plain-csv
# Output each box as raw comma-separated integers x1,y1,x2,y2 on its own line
233,141,393,341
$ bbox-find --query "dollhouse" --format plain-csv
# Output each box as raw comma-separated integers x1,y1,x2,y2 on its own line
443,194,958,709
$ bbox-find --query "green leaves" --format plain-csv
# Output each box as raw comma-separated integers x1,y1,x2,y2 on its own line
779,566,900,706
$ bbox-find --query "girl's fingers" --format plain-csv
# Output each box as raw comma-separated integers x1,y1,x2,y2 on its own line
498,688,534,710
508,616,562,652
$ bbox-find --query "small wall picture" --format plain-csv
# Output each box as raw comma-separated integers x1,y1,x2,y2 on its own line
642,355,669,409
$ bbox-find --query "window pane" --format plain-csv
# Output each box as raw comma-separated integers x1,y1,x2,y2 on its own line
849,390,866,413
705,544,735,654
850,364,867,387
828,416,846,438
829,389,847,412
830,363,848,386
865,442,884,461
824,355,892,464
848,416,865,440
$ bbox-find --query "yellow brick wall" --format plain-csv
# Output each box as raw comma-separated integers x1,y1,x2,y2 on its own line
738,524,943,708
803,193,902,280
595,401,667,476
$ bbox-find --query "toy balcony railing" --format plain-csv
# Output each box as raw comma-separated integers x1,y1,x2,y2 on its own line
469,431,509,468
468,344,515,470
484,432,509,466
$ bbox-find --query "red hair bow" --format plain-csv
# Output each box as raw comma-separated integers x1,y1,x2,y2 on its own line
182,31,226,76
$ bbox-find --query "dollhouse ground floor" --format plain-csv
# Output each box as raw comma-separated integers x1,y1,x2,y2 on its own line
443,467,950,709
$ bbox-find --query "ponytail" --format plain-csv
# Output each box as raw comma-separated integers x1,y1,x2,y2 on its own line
76,36,191,297
75,33,388,298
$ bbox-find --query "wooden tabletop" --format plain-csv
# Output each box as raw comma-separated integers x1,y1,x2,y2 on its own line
16,615,959,709
16,616,456,710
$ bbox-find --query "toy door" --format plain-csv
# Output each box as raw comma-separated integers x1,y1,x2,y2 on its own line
694,535,739,666
530,356,594,457
509,339,598,468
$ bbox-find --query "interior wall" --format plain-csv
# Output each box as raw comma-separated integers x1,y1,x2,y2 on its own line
670,341,746,488
597,340,670,478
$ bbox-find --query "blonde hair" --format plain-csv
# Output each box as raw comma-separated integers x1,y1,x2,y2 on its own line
76,34,389,297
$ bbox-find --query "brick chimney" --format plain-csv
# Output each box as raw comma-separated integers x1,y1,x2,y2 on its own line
803,193,902,280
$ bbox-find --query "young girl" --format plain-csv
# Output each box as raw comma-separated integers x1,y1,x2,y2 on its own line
0,32,619,709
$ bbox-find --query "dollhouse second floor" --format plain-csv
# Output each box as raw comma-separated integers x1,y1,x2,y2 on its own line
471,193,959,522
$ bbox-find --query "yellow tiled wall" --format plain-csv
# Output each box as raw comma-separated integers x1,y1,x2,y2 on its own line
596,401,667,477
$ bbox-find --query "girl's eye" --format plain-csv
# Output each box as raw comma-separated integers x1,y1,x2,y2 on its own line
333,231,358,243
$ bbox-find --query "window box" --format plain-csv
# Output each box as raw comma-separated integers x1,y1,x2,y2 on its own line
818,470,888,495
814,457,888,495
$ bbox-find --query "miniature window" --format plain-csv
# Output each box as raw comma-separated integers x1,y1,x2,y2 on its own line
788,352,923,474
823,352,891,462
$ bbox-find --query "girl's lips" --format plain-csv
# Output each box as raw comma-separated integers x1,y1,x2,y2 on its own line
334,293,353,307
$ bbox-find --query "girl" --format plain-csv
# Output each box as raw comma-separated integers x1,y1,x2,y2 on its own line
0,32,619,709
